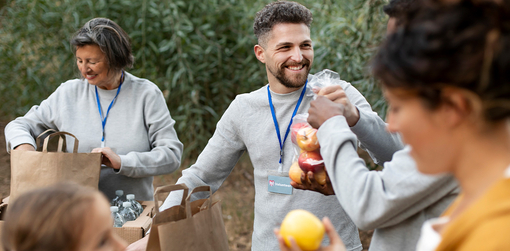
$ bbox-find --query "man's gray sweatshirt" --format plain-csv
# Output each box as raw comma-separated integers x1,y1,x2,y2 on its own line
161,74,403,250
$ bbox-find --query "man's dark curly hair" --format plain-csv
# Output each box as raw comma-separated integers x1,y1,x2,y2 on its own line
373,0,510,122
253,1,313,47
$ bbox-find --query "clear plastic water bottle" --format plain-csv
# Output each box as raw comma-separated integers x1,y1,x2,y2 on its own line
126,194,144,216
111,190,124,209
110,206,125,227
120,201,137,221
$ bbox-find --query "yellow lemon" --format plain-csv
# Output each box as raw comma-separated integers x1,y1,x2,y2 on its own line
280,209,325,251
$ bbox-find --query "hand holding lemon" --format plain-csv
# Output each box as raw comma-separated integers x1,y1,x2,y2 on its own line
275,210,346,251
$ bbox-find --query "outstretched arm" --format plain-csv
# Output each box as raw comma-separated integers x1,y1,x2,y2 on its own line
311,82,404,164
160,98,246,211
317,115,457,230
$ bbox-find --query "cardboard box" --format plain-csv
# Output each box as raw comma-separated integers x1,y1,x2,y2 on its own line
113,201,154,244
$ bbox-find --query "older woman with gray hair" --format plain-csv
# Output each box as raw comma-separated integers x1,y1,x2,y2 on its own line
4,17,183,201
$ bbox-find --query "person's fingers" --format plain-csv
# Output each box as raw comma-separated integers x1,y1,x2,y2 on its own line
307,171,315,182
95,147,121,169
100,148,118,161
100,147,113,156
91,147,112,154
324,175,335,195
307,109,320,129
287,236,302,251
314,96,334,107
323,217,344,246
307,171,321,188
316,85,344,96
301,171,310,185
290,181,304,189
322,92,342,103
91,148,102,153
276,230,291,251
316,88,329,96
317,86,346,103
291,182,309,191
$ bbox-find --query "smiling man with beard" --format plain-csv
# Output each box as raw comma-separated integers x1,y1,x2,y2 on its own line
131,1,403,250
254,20,313,92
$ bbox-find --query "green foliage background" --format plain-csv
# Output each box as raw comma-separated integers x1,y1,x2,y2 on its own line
0,0,388,160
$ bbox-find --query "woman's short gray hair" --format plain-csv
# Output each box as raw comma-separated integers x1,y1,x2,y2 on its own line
71,18,134,72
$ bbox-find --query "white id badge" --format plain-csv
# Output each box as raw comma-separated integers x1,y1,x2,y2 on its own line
267,170,293,195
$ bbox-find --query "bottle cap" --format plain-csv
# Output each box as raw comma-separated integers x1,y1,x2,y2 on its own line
123,202,132,207
110,206,119,212
126,194,135,200
115,190,124,196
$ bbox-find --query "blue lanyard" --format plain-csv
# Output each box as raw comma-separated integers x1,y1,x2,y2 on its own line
95,71,123,147
267,81,307,172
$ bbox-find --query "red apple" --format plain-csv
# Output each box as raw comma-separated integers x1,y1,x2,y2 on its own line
296,127,320,152
291,122,311,144
298,151,325,173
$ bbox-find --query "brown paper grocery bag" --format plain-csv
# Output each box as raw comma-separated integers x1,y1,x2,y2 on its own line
146,184,189,251
146,185,229,251
9,131,101,200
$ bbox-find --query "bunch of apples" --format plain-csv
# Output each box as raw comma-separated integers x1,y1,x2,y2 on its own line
289,122,327,185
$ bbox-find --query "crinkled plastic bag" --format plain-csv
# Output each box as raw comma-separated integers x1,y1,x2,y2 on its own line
306,69,350,99
287,69,348,184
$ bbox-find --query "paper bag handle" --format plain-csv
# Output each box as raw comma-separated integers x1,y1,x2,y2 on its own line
184,186,212,218
153,183,189,214
42,132,79,153
35,129,59,150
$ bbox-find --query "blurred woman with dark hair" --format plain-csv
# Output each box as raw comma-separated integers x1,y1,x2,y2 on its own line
2,182,127,251
372,0,510,250
4,18,183,202
279,0,510,250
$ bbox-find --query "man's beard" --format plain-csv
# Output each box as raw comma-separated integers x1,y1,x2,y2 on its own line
268,59,311,89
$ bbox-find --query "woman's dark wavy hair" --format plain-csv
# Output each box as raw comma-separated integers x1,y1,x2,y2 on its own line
383,0,415,19
372,0,510,122
71,18,134,73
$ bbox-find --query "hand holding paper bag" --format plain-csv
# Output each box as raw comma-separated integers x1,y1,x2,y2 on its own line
91,147,121,170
